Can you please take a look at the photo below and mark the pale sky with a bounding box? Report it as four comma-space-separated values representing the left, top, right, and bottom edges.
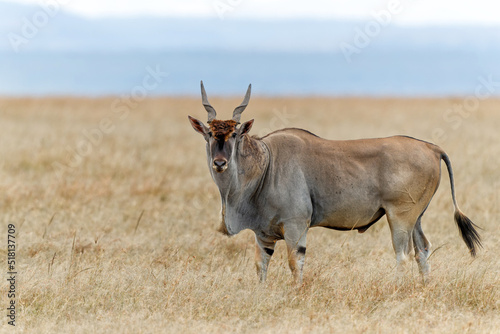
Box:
9, 0, 500, 25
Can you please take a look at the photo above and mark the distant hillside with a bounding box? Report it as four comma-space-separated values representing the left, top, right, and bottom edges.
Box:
1, 1, 500, 96
1, 1, 500, 54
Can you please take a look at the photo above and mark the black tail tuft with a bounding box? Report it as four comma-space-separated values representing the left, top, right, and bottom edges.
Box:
454, 211, 482, 257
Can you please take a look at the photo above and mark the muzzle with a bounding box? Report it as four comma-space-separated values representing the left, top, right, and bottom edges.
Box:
213, 158, 228, 173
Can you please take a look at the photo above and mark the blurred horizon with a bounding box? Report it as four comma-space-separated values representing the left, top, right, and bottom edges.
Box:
1, 0, 500, 97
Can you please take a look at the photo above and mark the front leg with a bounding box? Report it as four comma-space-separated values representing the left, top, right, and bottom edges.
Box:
254, 235, 276, 282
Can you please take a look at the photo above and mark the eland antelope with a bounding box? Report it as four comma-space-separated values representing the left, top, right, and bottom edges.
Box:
188, 81, 481, 283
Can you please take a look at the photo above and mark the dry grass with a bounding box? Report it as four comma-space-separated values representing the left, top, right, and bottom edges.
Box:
0, 96, 499, 333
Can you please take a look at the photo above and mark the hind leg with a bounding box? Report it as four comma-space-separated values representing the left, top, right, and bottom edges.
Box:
386, 210, 416, 272
413, 215, 432, 278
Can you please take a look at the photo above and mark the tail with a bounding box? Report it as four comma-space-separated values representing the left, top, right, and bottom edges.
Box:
441, 153, 482, 257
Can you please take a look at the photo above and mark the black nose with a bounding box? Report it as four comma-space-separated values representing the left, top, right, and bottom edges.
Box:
214, 159, 227, 167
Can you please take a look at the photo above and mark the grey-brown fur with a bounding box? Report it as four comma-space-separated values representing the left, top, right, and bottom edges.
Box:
189, 83, 481, 283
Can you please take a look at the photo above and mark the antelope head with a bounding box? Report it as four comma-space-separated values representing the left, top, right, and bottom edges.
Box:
189, 81, 254, 174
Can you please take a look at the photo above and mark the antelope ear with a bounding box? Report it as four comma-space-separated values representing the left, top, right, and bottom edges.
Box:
238, 119, 254, 136
188, 116, 209, 136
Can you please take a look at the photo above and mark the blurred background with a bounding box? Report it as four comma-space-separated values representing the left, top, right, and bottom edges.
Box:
1, 0, 500, 97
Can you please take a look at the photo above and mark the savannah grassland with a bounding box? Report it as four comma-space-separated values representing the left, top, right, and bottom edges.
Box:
0, 96, 499, 333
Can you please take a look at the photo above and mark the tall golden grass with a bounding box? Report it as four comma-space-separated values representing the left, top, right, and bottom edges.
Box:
0, 97, 498, 333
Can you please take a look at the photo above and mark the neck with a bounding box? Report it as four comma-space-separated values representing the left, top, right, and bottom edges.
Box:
213, 135, 269, 193
212, 135, 270, 234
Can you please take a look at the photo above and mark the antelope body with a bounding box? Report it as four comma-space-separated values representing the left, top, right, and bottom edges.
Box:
189, 82, 481, 283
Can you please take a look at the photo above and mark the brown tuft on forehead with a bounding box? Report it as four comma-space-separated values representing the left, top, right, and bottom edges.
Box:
209, 119, 238, 141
